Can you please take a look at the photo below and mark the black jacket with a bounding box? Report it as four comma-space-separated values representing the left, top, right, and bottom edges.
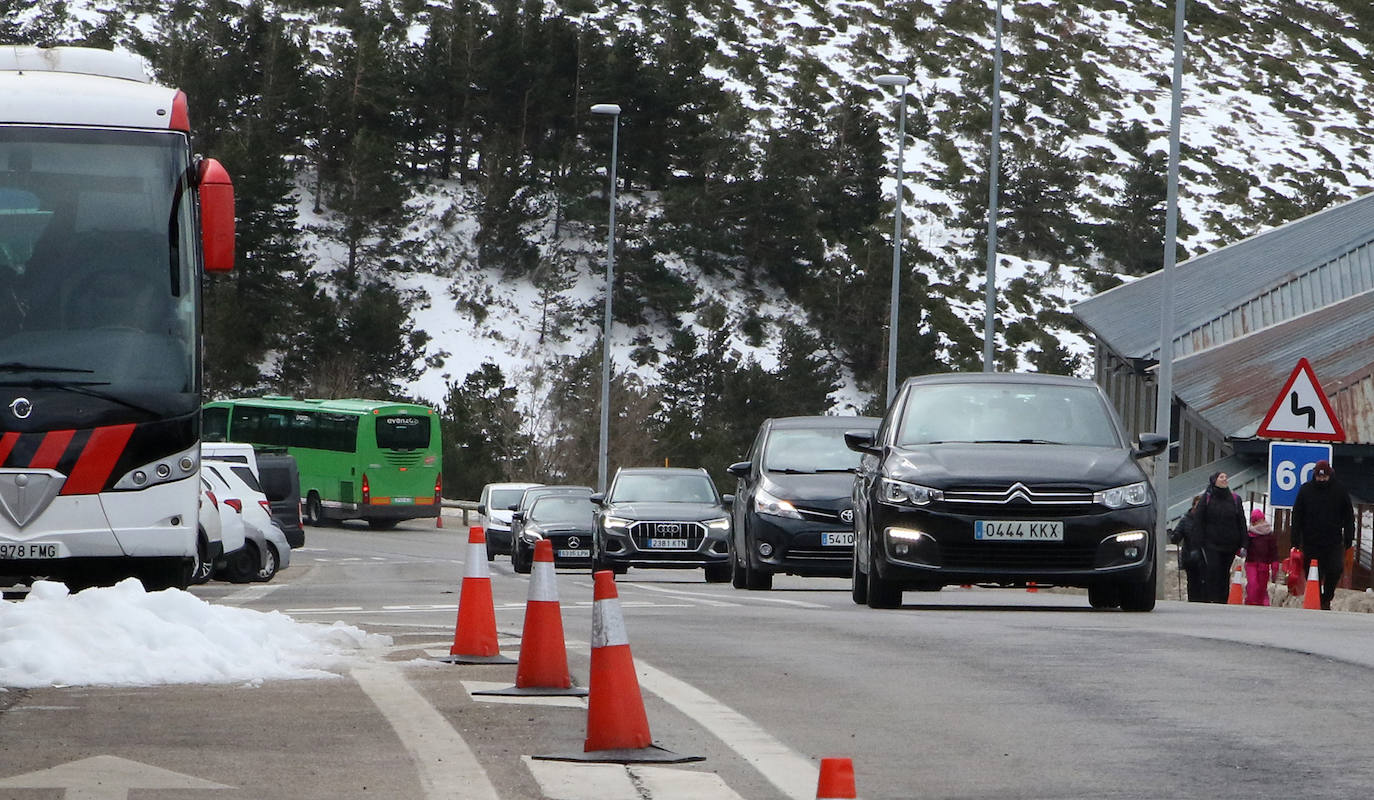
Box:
1195, 486, 1245, 554
1292, 479, 1356, 552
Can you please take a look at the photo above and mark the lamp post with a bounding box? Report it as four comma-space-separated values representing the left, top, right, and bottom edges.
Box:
982, 0, 1004, 372
590, 103, 621, 494
877, 74, 911, 407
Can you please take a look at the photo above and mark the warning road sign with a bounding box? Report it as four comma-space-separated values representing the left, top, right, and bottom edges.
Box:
1256, 358, 1345, 442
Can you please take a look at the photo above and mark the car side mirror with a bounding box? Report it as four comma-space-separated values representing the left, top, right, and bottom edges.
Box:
506, 504, 519, 512
590, 493, 606, 506
723, 494, 734, 507
727, 462, 751, 478
476, 503, 487, 515
1133, 433, 1169, 459
512, 511, 524, 522
844, 430, 881, 455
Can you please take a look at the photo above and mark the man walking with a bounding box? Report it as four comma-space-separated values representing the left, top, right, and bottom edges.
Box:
1291, 460, 1356, 610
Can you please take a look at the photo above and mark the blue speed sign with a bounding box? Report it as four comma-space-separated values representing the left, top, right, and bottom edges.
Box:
1268, 441, 1333, 508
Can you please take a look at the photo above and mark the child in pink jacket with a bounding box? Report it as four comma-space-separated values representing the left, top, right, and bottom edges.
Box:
1245, 508, 1280, 605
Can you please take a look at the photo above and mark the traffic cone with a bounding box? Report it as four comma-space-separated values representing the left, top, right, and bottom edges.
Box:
532, 570, 701, 764
1027, 581, 1038, 593
1303, 559, 1323, 610
816, 757, 857, 799
1227, 561, 1244, 605
437, 526, 515, 664
474, 540, 587, 697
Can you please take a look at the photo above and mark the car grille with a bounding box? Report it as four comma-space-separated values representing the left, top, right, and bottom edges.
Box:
938, 541, 1099, 570
939, 483, 1097, 516
629, 521, 706, 549
796, 505, 849, 524
786, 546, 851, 563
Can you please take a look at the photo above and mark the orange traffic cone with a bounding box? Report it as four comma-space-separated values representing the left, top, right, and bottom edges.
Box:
1227, 561, 1245, 605
533, 570, 701, 764
816, 757, 857, 799
437, 526, 515, 664
1303, 559, 1323, 610
474, 540, 587, 697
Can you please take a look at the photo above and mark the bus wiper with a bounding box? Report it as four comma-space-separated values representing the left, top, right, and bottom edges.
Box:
0, 362, 96, 374
0, 378, 160, 416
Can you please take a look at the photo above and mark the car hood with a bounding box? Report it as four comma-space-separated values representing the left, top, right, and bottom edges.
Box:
604, 502, 727, 521
531, 522, 596, 535
762, 472, 856, 502
883, 443, 1144, 489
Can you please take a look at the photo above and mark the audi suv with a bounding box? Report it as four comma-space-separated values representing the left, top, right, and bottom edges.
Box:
592, 467, 733, 582
847, 373, 1167, 611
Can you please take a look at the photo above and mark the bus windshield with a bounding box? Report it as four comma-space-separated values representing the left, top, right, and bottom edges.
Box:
0, 126, 198, 424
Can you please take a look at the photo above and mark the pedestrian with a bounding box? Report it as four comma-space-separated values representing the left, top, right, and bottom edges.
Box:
1291, 460, 1356, 610
1244, 508, 1279, 606
1169, 494, 1206, 602
1194, 471, 1247, 603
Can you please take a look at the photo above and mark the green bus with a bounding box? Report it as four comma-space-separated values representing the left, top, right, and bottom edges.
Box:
202, 397, 442, 529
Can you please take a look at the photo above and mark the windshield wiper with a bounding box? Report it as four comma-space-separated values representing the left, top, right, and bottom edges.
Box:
972, 439, 1064, 445
0, 362, 95, 374
813, 467, 857, 473
0, 378, 160, 416
769, 468, 813, 474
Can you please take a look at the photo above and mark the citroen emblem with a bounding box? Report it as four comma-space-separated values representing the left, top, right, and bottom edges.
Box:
9, 397, 32, 419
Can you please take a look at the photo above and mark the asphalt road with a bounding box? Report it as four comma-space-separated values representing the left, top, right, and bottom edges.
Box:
5, 520, 1374, 799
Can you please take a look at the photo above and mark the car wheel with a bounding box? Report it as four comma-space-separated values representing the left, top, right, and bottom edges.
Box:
225, 544, 259, 584
190, 530, 213, 585
1088, 583, 1121, 609
255, 544, 279, 582
305, 494, 326, 526
731, 544, 748, 589
865, 538, 902, 609
1117, 570, 1157, 612
851, 542, 869, 605
512, 542, 532, 574
704, 562, 731, 583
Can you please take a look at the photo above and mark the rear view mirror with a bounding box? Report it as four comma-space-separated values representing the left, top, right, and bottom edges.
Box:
197, 158, 235, 273
476, 503, 487, 515
590, 493, 606, 506
1133, 433, 1169, 459
726, 462, 751, 478
844, 430, 880, 455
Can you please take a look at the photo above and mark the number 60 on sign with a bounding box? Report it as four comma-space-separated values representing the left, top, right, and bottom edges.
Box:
1268, 441, 1332, 509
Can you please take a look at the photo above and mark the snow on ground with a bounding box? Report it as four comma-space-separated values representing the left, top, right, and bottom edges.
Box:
0, 580, 390, 690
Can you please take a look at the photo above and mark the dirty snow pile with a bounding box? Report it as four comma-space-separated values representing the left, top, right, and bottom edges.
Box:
0, 579, 391, 689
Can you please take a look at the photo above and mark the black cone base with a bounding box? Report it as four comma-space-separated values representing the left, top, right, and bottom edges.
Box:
532, 744, 704, 764
472, 684, 589, 697
434, 653, 517, 665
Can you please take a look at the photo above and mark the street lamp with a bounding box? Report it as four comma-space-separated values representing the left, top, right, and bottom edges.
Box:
590, 102, 621, 494
876, 74, 910, 407
983, 0, 1004, 372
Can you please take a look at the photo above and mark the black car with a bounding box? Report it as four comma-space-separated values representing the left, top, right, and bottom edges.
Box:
256, 450, 304, 548
847, 372, 1167, 611
509, 485, 593, 570
512, 494, 597, 572
592, 467, 733, 582
727, 415, 880, 589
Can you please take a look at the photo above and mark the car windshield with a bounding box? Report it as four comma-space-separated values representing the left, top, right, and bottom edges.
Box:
896, 383, 1122, 448
530, 496, 594, 525
763, 427, 867, 473
522, 488, 589, 510
489, 488, 529, 509
0, 127, 198, 425
610, 473, 718, 504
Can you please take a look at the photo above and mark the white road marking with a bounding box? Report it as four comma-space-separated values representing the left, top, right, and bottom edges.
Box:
219, 584, 283, 604
623, 583, 826, 609
351, 664, 500, 800
620, 583, 742, 607
522, 758, 746, 800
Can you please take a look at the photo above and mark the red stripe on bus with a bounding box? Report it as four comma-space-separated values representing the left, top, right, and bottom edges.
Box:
62, 424, 136, 495
30, 430, 75, 469
0, 432, 17, 464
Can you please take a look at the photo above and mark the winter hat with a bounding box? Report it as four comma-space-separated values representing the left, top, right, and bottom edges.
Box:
1314, 460, 1333, 477
1208, 471, 1221, 486
1250, 508, 1267, 524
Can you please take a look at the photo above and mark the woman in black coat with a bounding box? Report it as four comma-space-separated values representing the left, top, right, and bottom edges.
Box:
1192, 471, 1248, 603
1170, 494, 1205, 602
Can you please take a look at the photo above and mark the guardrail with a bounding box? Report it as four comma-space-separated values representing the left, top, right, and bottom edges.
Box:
441, 499, 480, 528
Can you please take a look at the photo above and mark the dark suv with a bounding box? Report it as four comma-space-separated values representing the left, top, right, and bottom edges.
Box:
847, 373, 1167, 611
592, 467, 733, 582
727, 415, 880, 589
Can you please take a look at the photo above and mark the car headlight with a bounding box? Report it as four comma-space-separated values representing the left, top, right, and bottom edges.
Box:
879, 477, 943, 507
520, 525, 545, 543
602, 515, 632, 533
1094, 482, 1150, 509
704, 517, 730, 533
754, 487, 802, 519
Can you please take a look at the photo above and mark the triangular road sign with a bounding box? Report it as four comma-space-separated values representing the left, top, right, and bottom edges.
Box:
1256, 358, 1345, 441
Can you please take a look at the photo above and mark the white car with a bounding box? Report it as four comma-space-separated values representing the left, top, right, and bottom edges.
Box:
478, 481, 541, 560
201, 475, 248, 582
194, 482, 224, 585
203, 462, 290, 582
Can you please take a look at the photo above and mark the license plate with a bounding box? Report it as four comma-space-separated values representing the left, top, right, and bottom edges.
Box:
557, 549, 590, 559
0, 542, 66, 559
646, 538, 690, 549
821, 532, 854, 546
392, 496, 413, 504
975, 520, 1064, 541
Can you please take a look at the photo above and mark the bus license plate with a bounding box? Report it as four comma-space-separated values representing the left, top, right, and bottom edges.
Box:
646, 539, 690, 549
821, 532, 854, 546
392, 496, 413, 504
557, 549, 590, 559
974, 520, 1064, 541
0, 542, 65, 559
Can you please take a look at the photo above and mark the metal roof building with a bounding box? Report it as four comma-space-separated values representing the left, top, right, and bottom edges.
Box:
1072, 192, 1374, 509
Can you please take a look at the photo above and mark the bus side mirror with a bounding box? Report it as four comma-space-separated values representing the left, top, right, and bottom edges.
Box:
198, 158, 235, 273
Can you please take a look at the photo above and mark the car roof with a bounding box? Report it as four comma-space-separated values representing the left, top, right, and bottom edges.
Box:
902, 372, 1098, 389
767, 415, 881, 430
614, 467, 708, 476
485, 482, 541, 490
